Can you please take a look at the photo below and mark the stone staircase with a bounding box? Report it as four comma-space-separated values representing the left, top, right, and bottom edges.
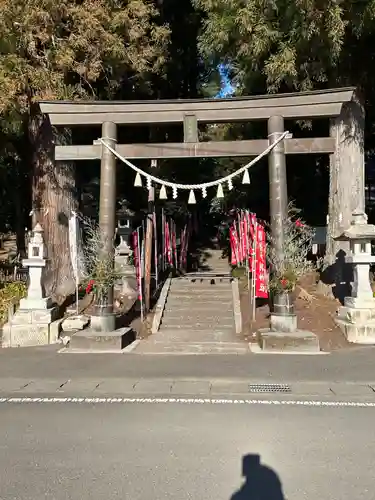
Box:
136, 249, 248, 354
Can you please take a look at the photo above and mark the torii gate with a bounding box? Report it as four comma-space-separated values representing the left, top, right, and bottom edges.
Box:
40, 87, 364, 318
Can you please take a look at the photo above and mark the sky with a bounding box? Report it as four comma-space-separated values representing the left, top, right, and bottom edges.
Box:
216, 64, 235, 98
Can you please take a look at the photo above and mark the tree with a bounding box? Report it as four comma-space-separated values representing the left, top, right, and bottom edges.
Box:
194, 0, 375, 93
0, 0, 169, 301
195, 1, 375, 275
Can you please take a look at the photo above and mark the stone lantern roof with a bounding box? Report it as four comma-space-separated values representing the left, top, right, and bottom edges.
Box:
336, 209, 375, 241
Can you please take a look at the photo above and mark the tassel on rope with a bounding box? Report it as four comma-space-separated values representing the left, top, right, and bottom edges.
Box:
159, 184, 167, 200
134, 172, 143, 187
216, 183, 224, 199
172, 186, 178, 199
242, 169, 250, 184
188, 189, 196, 204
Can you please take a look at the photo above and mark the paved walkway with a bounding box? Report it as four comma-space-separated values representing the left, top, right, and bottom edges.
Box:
0, 344, 375, 392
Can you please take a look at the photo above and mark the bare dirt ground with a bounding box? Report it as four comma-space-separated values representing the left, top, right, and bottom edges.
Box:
239, 273, 354, 352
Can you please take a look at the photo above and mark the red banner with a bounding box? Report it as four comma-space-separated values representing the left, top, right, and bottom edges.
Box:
248, 213, 257, 269
180, 224, 189, 270
230, 224, 239, 266
241, 212, 249, 266
164, 221, 172, 266
255, 223, 268, 299
171, 221, 177, 268
132, 230, 142, 301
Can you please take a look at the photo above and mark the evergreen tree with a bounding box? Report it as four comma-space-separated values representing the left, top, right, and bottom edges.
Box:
0, 0, 169, 300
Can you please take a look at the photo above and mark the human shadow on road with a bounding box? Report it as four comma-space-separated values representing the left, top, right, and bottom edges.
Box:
231, 453, 285, 500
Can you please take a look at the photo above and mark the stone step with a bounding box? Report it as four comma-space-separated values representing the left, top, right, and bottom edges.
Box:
171, 279, 232, 286
174, 276, 231, 280
155, 329, 238, 343
168, 292, 233, 300
136, 340, 248, 355
163, 315, 234, 324
163, 311, 234, 321
164, 301, 233, 310
160, 321, 234, 330
258, 329, 320, 353
170, 284, 232, 290
168, 296, 233, 303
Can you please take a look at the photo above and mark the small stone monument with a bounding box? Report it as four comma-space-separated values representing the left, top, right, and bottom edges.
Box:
2, 224, 60, 348
115, 206, 134, 270
115, 205, 137, 297
336, 209, 375, 343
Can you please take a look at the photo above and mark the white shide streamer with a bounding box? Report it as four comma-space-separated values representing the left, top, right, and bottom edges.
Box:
98, 132, 289, 191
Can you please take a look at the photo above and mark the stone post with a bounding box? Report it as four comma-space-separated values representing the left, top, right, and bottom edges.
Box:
326, 92, 365, 264
268, 115, 289, 315
95, 121, 117, 329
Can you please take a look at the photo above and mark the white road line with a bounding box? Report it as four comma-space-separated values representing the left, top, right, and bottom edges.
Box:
0, 397, 375, 407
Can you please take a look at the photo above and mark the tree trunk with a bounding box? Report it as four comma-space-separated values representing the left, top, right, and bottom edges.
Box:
320, 92, 365, 300
29, 105, 78, 303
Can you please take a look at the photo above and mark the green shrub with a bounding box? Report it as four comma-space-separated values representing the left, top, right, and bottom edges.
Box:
0, 281, 27, 325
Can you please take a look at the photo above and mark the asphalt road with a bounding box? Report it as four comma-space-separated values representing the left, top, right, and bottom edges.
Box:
0, 400, 374, 499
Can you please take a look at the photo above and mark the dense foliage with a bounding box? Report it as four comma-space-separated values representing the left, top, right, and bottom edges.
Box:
0, 0, 375, 297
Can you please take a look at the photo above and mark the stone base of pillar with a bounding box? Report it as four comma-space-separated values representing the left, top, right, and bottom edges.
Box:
66, 327, 136, 353
253, 328, 320, 354
1, 306, 60, 348
270, 313, 297, 333
336, 299, 375, 344
255, 311, 320, 353
90, 314, 116, 333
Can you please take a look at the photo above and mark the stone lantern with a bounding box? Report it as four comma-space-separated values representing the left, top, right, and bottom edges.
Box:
336, 209, 375, 343
1, 224, 59, 348
21, 223, 51, 310
115, 205, 137, 297
116, 205, 135, 258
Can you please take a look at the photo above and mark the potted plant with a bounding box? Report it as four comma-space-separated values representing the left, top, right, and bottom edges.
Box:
80, 218, 122, 317
267, 205, 317, 314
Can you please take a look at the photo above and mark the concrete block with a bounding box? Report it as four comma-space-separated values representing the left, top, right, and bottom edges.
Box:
69, 327, 135, 352
270, 313, 297, 333
2, 324, 50, 348
259, 329, 320, 353
9, 310, 32, 325
62, 315, 90, 332
336, 319, 375, 344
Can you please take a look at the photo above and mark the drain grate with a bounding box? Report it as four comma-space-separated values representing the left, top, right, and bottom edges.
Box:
248, 384, 291, 393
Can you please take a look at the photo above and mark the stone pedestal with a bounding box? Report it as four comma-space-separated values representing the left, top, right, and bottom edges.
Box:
2, 306, 60, 348
334, 210, 375, 344
256, 295, 320, 354
1, 224, 61, 348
